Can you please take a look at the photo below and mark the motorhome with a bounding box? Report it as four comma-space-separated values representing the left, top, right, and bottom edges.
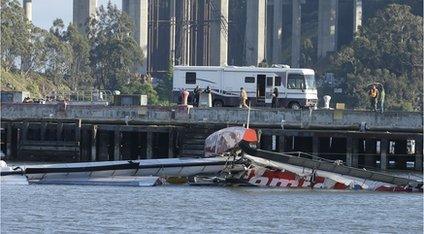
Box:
172, 65, 318, 109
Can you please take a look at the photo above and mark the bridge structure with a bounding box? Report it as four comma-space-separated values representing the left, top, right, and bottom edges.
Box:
1, 103, 422, 172
22, 0, 362, 77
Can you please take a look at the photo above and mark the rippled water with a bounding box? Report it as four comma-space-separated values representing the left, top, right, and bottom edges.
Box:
1, 185, 423, 233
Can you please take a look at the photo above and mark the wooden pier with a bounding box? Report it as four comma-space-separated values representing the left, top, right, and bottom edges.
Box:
1, 103, 422, 171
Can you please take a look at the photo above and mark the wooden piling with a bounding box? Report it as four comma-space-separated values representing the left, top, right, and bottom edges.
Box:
91, 125, 97, 161
75, 119, 82, 160
57, 122, 63, 141
346, 137, 358, 167
97, 131, 109, 161
6, 123, 12, 159
146, 132, 153, 159
168, 129, 174, 158
22, 121, 29, 143
40, 121, 47, 141
278, 135, 285, 152
114, 127, 121, 161
363, 140, 376, 168
415, 136, 423, 171
380, 139, 388, 170
137, 132, 143, 160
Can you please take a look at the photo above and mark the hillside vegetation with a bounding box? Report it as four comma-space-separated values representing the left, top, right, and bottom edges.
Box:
1, 0, 159, 103
1, 69, 70, 99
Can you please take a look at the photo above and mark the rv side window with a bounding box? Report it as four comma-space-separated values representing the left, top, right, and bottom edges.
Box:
185, 72, 196, 84
275, 76, 282, 86
245, 77, 255, 83
287, 74, 305, 89
266, 77, 273, 86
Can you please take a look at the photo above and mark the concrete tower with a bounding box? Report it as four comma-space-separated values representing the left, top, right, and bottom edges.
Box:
169, 0, 177, 65
272, 0, 283, 64
317, 0, 338, 58
181, 0, 192, 66
291, 0, 302, 68
73, 0, 97, 34
245, 0, 266, 66
353, 0, 362, 35
23, 0, 32, 22
209, 0, 229, 66
122, 0, 148, 74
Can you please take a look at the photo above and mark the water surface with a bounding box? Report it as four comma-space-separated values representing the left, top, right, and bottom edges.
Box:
1, 185, 422, 233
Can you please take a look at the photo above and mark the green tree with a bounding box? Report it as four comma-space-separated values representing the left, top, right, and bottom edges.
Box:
50, 19, 66, 39
24, 27, 49, 75
44, 19, 73, 83
156, 59, 173, 102
0, 0, 32, 72
88, 3, 143, 91
330, 4, 423, 111
120, 75, 159, 105
64, 24, 92, 90
300, 37, 316, 68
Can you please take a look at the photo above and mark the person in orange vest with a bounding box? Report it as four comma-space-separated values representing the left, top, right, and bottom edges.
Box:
369, 84, 379, 111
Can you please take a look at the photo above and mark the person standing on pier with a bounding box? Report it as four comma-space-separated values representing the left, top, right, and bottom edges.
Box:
271, 87, 279, 108
193, 85, 200, 107
240, 87, 248, 108
368, 84, 379, 111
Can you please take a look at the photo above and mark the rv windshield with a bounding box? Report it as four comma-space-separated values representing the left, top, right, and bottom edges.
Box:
305, 75, 316, 89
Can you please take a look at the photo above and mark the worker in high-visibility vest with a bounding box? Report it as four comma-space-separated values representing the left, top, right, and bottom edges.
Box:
369, 84, 379, 111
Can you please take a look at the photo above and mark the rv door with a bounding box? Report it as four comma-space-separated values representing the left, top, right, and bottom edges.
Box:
256, 74, 266, 103
265, 76, 274, 104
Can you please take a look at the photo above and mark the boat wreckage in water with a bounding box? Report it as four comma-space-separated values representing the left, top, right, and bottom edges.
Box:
1, 127, 422, 191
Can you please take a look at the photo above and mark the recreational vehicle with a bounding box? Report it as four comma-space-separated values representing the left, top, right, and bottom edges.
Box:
172, 65, 318, 109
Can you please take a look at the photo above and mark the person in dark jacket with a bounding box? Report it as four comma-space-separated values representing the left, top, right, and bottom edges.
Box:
271, 87, 279, 108
193, 85, 200, 107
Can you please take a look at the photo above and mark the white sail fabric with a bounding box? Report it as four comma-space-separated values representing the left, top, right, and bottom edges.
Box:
204, 127, 248, 157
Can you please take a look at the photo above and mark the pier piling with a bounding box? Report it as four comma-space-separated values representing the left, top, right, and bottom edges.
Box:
415, 137, 423, 171
114, 127, 121, 161
146, 132, 153, 159
380, 139, 388, 170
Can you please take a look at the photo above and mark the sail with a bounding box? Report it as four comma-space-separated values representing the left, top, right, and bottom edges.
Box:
204, 127, 257, 157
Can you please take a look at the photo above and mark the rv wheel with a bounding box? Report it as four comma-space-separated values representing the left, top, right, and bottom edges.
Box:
213, 100, 223, 107
289, 102, 301, 110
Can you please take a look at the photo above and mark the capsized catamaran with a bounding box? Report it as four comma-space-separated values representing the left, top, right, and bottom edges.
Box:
1, 127, 422, 191
202, 126, 423, 192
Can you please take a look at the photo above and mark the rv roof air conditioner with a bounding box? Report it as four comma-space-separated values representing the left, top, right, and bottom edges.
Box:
272, 64, 291, 68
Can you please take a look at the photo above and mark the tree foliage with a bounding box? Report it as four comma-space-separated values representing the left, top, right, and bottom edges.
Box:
64, 24, 92, 90
120, 76, 159, 105
1, 0, 32, 71
330, 4, 423, 111
1, 0, 157, 102
156, 59, 174, 102
88, 3, 143, 91
44, 19, 73, 83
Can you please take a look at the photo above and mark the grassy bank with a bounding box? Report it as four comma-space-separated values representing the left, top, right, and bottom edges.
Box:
1, 69, 70, 99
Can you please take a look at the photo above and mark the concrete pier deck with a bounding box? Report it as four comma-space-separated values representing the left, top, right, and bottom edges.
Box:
1, 103, 422, 131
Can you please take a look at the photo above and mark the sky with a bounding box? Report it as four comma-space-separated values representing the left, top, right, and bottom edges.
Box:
28, 0, 121, 29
